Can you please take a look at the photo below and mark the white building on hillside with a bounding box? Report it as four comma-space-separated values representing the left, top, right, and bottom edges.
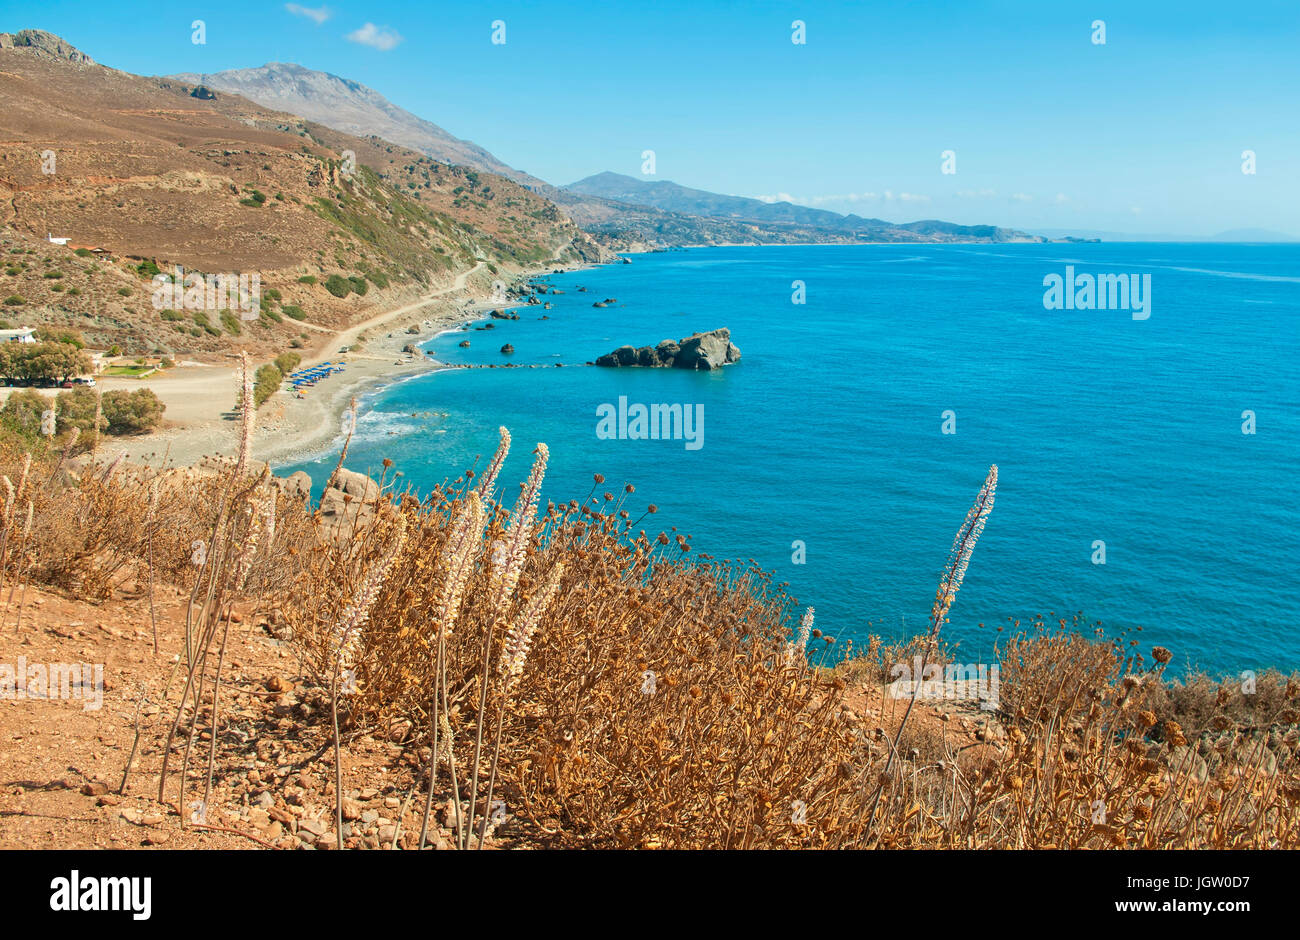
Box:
0, 328, 36, 344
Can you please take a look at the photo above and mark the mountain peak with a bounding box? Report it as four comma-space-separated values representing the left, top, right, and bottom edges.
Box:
0, 29, 94, 64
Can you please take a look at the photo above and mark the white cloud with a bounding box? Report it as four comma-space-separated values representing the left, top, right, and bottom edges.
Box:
1130, 206, 1143, 215
285, 3, 331, 25
1054, 193, 1069, 204
955, 188, 997, 198
756, 191, 879, 206
346, 22, 403, 50
896, 192, 930, 203
1010, 192, 1032, 202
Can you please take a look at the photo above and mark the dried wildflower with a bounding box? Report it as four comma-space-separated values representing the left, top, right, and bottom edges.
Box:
333, 514, 408, 672
499, 563, 565, 698
435, 491, 486, 636
477, 426, 511, 501
235, 351, 254, 475
931, 465, 998, 629
1137, 710, 1157, 729
490, 444, 548, 612
1152, 646, 1172, 665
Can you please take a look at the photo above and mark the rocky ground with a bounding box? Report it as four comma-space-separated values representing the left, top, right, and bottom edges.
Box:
0, 581, 484, 850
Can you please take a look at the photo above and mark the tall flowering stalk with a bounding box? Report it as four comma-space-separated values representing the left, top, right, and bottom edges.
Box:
467, 442, 548, 848
499, 562, 565, 699
478, 561, 566, 846
419, 488, 487, 849
489, 443, 548, 615
235, 351, 254, 476
331, 512, 408, 849
867, 465, 998, 837
786, 606, 815, 664
477, 426, 511, 502
930, 465, 998, 632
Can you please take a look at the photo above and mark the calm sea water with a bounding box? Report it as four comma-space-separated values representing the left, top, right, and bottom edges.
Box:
278, 244, 1300, 675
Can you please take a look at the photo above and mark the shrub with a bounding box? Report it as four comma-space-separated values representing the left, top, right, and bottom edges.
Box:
264, 288, 282, 303
101, 388, 165, 434
220, 310, 243, 335
3, 296, 24, 306
297, 275, 317, 285
274, 351, 302, 375
367, 270, 390, 289
116, 287, 132, 297
0, 387, 51, 437
55, 386, 106, 439
282, 305, 307, 321
136, 259, 161, 278
348, 276, 369, 296
160, 309, 184, 321
324, 274, 351, 298
36, 328, 85, 349
43, 270, 64, 279
253, 363, 283, 407
74, 248, 92, 257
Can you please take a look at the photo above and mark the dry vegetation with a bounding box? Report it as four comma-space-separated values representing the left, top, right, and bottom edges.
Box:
3, 365, 1298, 850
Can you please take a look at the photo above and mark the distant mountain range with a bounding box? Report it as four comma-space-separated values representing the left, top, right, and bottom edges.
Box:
162, 63, 1044, 248
564, 171, 1043, 244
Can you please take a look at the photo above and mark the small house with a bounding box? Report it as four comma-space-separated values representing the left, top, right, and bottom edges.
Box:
0, 328, 36, 344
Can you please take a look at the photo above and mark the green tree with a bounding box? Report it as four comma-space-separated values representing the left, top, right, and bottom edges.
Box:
0, 388, 53, 438
55, 386, 107, 437
101, 388, 165, 434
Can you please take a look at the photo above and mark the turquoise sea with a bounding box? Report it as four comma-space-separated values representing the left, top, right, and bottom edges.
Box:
278, 244, 1300, 676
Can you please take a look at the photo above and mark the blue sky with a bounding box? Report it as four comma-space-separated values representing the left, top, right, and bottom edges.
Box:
4, 0, 1298, 236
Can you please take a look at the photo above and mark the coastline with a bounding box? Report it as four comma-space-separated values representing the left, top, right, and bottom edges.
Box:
94, 256, 612, 472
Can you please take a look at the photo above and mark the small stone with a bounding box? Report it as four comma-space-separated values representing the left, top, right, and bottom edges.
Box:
144, 830, 169, 845
81, 781, 109, 797
341, 798, 361, 821
256, 791, 275, 808
266, 821, 283, 840
383, 796, 400, 809
96, 794, 121, 807
141, 813, 165, 826
360, 810, 379, 825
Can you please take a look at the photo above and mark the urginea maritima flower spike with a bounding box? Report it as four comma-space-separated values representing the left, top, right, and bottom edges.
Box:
931, 464, 998, 630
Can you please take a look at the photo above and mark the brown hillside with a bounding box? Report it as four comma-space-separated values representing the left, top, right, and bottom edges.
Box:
0, 40, 605, 360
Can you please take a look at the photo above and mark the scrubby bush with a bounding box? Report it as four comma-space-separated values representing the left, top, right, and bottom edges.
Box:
253, 363, 283, 407
324, 274, 351, 298
274, 351, 302, 375
101, 388, 165, 434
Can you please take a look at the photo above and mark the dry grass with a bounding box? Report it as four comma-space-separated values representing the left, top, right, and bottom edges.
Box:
3, 391, 1298, 849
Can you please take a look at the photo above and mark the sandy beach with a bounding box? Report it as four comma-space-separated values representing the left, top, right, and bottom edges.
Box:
82, 261, 508, 469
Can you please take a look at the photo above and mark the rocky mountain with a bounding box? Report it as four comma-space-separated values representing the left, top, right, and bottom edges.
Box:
566, 172, 1043, 243
166, 63, 546, 190
0, 29, 94, 63
164, 64, 1037, 249
0, 34, 604, 359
